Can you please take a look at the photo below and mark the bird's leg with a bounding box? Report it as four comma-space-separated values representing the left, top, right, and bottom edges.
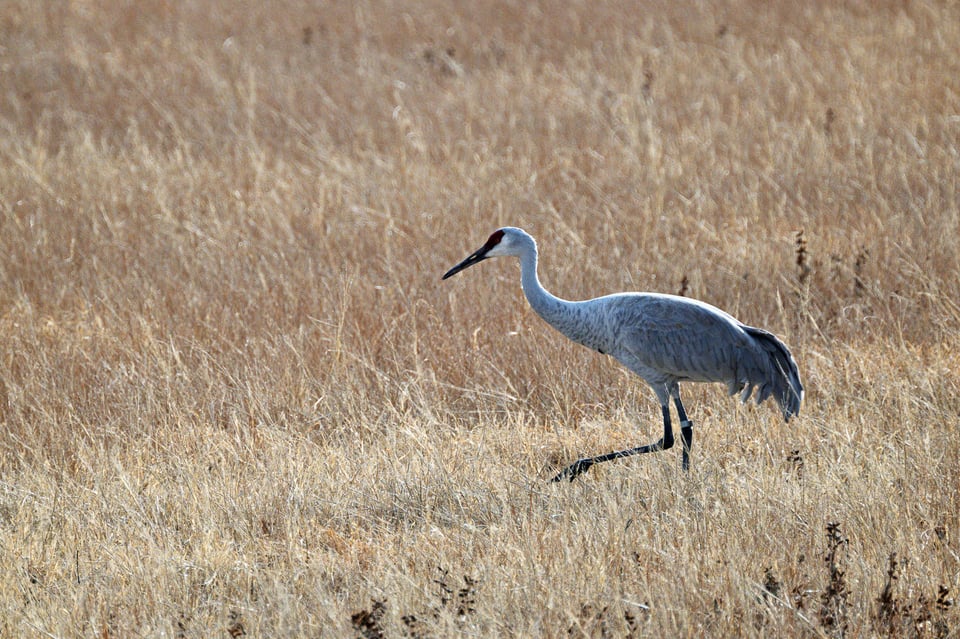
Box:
674, 396, 693, 472
551, 405, 675, 482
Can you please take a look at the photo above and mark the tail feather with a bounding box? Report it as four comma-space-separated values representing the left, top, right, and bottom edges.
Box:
742, 326, 803, 421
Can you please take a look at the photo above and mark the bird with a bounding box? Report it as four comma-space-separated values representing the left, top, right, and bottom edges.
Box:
442, 227, 803, 482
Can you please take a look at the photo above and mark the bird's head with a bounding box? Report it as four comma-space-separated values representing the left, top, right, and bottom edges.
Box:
442, 227, 534, 279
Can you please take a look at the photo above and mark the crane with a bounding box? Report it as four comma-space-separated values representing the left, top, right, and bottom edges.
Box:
442, 227, 803, 482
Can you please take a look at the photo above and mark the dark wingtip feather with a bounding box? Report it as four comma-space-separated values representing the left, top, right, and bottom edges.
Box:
742, 326, 803, 422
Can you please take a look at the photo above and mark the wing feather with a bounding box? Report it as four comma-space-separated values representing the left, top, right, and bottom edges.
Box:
597, 293, 800, 420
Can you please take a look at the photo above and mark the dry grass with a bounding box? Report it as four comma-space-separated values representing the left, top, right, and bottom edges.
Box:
2, 1, 960, 636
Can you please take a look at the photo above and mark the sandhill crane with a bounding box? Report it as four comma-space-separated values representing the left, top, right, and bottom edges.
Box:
442, 227, 803, 482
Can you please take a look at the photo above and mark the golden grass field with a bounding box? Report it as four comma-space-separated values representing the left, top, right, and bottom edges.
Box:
2, 1, 959, 636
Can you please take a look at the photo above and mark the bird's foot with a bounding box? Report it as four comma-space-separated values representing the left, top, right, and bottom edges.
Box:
551, 457, 596, 483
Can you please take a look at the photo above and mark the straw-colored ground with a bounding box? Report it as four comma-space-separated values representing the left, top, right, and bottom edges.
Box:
2, 1, 959, 636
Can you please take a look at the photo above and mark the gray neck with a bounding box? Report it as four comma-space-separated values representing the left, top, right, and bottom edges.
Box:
518, 246, 598, 349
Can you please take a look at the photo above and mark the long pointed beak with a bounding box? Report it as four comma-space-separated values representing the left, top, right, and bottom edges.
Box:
442, 245, 490, 279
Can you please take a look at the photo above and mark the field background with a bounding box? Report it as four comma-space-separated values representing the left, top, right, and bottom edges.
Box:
2, 1, 960, 636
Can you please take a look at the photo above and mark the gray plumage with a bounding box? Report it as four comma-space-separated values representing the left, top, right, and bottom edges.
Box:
443, 227, 803, 481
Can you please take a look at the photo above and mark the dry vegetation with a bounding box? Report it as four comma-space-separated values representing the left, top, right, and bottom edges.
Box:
2, 0, 959, 636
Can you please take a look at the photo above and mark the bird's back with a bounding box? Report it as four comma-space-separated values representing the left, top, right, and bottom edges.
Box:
598, 293, 749, 379
580, 293, 802, 421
